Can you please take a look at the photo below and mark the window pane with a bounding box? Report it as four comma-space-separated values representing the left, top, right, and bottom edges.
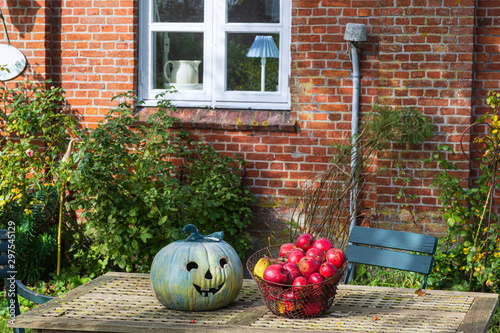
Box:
226, 33, 279, 92
154, 0, 204, 23
153, 32, 204, 90
227, 0, 279, 23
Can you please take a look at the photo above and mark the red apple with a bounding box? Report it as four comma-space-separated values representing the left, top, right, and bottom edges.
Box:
263, 264, 289, 285
308, 272, 325, 289
298, 256, 321, 278
279, 243, 297, 257
283, 290, 301, 312
325, 248, 346, 269
306, 247, 324, 262
319, 261, 338, 279
287, 248, 305, 264
283, 263, 302, 284
266, 285, 285, 302
292, 276, 309, 291
296, 233, 315, 251
302, 300, 323, 316
313, 237, 334, 252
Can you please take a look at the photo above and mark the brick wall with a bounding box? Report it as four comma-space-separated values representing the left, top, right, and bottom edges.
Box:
474, 0, 500, 111
1, 0, 51, 80
1, 0, 497, 246
372, 0, 476, 234
473, 0, 500, 167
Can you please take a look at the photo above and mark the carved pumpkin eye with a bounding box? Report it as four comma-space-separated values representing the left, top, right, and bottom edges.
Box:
220, 257, 228, 268
187, 262, 198, 271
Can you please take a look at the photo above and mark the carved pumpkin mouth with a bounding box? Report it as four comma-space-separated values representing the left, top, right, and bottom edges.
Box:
193, 282, 225, 297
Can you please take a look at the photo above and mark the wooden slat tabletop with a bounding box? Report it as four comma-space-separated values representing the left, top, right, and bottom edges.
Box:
9, 272, 499, 333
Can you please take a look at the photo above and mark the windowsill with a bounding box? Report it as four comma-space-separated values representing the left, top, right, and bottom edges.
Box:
136, 107, 298, 132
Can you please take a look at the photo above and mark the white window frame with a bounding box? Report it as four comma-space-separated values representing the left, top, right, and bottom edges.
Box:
138, 0, 291, 110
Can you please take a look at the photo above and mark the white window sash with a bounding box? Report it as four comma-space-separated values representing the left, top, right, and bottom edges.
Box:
139, 0, 290, 110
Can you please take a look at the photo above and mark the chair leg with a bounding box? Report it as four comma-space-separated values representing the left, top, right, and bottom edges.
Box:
422, 275, 428, 290
344, 263, 355, 284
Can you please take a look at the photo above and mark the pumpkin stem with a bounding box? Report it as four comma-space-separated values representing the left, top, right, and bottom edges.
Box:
183, 224, 203, 240
183, 224, 223, 242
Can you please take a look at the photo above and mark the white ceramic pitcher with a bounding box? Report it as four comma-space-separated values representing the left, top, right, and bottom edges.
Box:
164, 60, 201, 84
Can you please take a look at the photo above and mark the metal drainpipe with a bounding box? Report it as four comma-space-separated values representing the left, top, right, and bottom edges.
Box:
349, 43, 361, 234
343, 23, 367, 234
344, 23, 366, 283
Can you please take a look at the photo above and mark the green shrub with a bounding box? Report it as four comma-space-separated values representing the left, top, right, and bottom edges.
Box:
6, 185, 59, 284
425, 91, 500, 332
0, 81, 78, 283
349, 264, 423, 289
69, 92, 255, 274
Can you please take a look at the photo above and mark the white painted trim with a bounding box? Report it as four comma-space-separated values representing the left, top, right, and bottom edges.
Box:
139, 0, 291, 110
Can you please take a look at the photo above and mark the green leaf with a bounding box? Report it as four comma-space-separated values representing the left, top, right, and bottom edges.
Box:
158, 216, 168, 225
140, 233, 153, 243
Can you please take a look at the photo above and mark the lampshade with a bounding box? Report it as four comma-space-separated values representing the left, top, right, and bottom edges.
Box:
246, 35, 279, 58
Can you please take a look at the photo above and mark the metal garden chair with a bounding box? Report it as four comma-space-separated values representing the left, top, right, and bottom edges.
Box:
344, 226, 438, 289
1, 229, 54, 333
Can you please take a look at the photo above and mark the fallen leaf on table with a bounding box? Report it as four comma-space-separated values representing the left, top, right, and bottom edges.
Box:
415, 288, 427, 296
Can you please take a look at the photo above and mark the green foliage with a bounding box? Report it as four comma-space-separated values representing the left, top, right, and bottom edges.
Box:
365, 104, 435, 148
329, 104, 434, 168
0, 80, 77, 214
69, 91, 256, 274
0, 81, 77, 166
0, 81, 78, 283
34, 270, 93, 296
427, 90, 500, 296
427, 92, 500, 333
178, 143, 255, 252
349, 264, 423, 289
8, 185, 59, 284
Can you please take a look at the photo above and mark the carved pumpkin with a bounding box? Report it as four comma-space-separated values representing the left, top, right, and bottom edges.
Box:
150, 224, 243, 311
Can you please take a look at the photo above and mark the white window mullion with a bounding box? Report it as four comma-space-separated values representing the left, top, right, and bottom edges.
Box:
212, 0, 225, 106
151, 24, 207, 32
138, 1, 152, 101
204, 0, 214, 106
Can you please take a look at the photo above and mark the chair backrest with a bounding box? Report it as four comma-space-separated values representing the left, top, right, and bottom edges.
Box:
1, 229, 54, 333
0, 229, 13, 279
344, 226, 438, 289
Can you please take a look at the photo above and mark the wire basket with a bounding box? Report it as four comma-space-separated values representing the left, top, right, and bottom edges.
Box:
246, 244, 347, 319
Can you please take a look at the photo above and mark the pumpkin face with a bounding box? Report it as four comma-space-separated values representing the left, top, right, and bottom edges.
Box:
150, 225, 243, 311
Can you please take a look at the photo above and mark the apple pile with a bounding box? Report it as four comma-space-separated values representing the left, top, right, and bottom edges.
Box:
253, 233, 347, 317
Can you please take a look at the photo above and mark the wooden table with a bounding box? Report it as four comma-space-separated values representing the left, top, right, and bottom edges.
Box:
9, 272, 499, 333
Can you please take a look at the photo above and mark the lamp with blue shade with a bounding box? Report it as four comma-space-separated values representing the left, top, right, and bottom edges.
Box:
246, 35, 279, 92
